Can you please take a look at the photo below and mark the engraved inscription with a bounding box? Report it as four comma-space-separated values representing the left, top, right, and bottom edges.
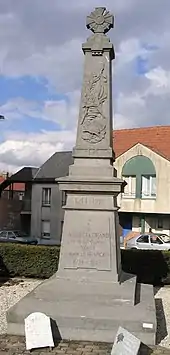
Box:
80, 59, 107, 144
73, 196, 102, 206
63, 232, 111, 270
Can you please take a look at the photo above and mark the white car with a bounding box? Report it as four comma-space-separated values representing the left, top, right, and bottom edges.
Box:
126, 233, 170, 251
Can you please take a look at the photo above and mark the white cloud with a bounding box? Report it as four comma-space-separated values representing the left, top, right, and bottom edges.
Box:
116, 38, 148, 67
0, 98, 39, 120
114, 92, 146, 129
1, 39, 83, 93
0, 129, 76, 173
145, 67, 170, 95
41, 90, 80, 128
0, 90, 80, 130
0, 0, 170, 172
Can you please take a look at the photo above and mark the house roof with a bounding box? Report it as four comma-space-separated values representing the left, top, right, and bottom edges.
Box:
113, 125, 170, 160
34, 151, 73, 181
0, 167, 38, 193
7, 167, 38, 182
0, 176, 25, 191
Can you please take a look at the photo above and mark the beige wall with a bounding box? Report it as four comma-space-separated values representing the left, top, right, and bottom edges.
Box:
115, 143, 170, 214
131, 215, 170, 234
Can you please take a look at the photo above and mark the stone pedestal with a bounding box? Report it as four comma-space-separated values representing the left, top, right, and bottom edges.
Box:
6, 7, 156, 345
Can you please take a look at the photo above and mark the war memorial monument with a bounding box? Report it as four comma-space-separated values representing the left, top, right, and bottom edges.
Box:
6, 7, 156, 345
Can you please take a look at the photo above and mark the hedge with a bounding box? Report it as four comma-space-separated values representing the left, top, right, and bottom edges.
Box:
122, 249, 170, 285
0, 243, 59, 279
1, 244, 170, 285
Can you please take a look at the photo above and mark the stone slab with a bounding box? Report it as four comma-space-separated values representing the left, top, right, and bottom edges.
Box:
25, 312, 54, 350
111, 326, 141, 354
7, 278, 156, 345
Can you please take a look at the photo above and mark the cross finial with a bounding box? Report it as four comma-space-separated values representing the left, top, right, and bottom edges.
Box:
86, 7, 114, 34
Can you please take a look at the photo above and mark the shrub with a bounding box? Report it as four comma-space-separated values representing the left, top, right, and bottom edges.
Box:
0, 243, 59, 279
1, 244, 170, 285
121, 249, 170, 285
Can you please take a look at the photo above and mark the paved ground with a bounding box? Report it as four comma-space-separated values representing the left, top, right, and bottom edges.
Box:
0, 335, 170, 355
1, 280, 170, 353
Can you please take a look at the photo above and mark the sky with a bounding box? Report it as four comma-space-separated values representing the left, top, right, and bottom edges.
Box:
0, 0, 170, 173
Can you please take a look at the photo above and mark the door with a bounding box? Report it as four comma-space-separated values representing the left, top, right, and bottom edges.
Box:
149, 235, 165, 250
136, 234, 151, 250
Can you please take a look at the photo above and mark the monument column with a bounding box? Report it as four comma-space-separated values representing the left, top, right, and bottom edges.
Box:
6, 8, 156, 345
57, 7, 125, 283
72, 7, 115, 164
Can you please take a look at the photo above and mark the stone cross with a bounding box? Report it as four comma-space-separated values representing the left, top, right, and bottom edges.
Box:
72, 7, 115, 163
86, 7, 114, 34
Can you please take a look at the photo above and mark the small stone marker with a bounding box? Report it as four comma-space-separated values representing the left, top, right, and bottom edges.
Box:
111, 327, 141, 355
25, 312, 54, 351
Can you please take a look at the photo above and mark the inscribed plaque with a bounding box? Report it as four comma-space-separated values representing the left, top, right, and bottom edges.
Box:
111, 327, 141, 355
25, 312, 54, 350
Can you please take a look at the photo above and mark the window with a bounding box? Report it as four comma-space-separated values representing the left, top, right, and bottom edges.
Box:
138, 218, 142, 228
7, 232, 16, 239
150, 236, 163, 244
123, 176, 136, 198
157, 217, 163, 229
41, 220, 50, 239
142, 175, 156, 198
42, 188, 51, 206
137, 235, 149, 243
19, 193, 24, 201
0, 231, 7, 239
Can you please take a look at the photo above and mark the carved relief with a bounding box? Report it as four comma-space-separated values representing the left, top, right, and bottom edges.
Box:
81, 59, 108, 144
86, 7, 113, 34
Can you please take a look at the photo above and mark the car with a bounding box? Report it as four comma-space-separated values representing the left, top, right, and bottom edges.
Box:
0, 230, 38, 245
126, 233, 170, 251
156, 233, 170, 242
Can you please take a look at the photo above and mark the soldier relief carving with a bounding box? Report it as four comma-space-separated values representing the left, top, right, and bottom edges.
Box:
81, 59, 108, 144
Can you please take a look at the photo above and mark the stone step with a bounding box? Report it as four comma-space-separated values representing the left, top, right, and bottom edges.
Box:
6, 281, 156, 345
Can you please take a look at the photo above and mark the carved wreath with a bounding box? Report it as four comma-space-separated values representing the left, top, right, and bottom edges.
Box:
81, 60, 108, 144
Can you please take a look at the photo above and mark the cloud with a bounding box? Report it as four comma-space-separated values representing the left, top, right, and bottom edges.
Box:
145, 67, 170, 95
0, 0, 170, 172
0, 129, 76, 172
0, 97, 39, 120
114, 92, 146, 129
0, 90, 80, 129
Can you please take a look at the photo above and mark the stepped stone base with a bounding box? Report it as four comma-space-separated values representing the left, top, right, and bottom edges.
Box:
6, 273, 156, 345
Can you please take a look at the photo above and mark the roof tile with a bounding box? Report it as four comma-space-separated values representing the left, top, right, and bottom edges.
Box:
113, 125, 170, 160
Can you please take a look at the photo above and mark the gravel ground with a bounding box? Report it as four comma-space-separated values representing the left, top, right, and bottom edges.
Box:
0, 279, 170, 350
0, 278, 42, 334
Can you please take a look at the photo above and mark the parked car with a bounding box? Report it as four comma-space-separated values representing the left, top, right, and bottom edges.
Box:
126, 233, 170, 251
156, 233, 170, 242
0, 230, 38, 245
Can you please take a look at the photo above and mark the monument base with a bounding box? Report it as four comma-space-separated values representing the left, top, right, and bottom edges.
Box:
6, 273, 156, 345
